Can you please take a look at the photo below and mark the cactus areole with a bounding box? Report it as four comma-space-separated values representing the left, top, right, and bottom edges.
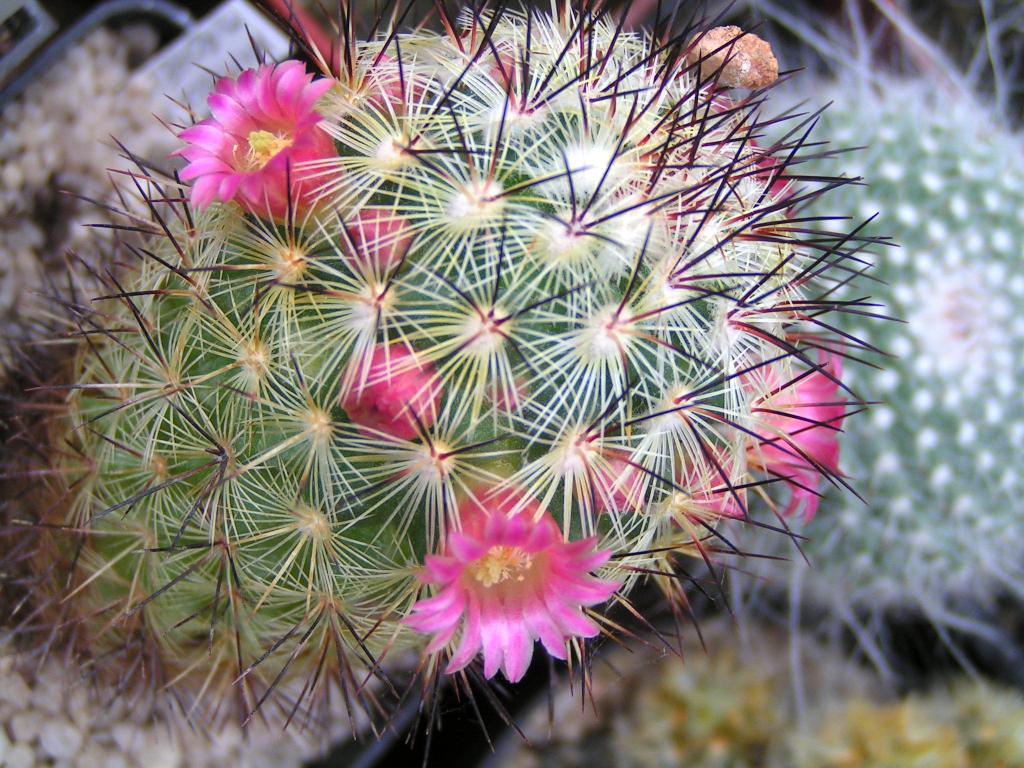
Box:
33, 6, 872, 730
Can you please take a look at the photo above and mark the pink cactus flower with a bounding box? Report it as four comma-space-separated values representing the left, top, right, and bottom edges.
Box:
344, 209, 413, 272
176, 61, 337, 219
404, 488, 619, 682
341, 345, 440, 441
748, 354, 846, 521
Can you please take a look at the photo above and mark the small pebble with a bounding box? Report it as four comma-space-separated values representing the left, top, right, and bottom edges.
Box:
38, 718, 83, 760
9, 710, 42, 744
686, 26, 779, 89
0, 672, 30, 709
0, 27, 171, 368
5, 742, 35, 768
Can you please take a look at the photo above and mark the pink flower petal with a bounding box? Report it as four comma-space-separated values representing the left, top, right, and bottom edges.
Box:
404, 486, 620, 682
747, 352, 846, 521
175, 61, 339, 220
502, 621, 535, 683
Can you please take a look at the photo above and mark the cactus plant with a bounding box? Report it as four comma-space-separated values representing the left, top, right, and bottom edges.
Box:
800, 78, 1024, 610
738, 2, 1024, 670
504, 623, 1024, 768
790, 681, 1024, 768
512, 646, 789, 768
498, 621, 871, 768
8, 3, 875, 732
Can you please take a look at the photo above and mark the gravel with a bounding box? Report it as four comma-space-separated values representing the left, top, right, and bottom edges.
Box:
0, 26, 173, 374
0, 646, 352, 767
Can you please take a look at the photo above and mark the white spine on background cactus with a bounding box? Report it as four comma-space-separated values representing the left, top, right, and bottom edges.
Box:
4, 2, 876, 737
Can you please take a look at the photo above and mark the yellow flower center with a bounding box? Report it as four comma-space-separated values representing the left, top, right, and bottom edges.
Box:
245, 130, 293, 170
470, 545, 533, 587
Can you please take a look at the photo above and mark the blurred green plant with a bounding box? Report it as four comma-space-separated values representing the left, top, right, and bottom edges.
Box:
501, 626, 1024, 768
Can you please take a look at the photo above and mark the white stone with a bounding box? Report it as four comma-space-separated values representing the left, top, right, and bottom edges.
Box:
67, 687, 91, 728
5, 742, 35, 768
132, 733, 183, 768
9, 710, 43, 744
30, 673, 64, 715
76, 743, 114, 768
0, 672, 30, 710
112, 722, 142, 753
39, 719, 83, 760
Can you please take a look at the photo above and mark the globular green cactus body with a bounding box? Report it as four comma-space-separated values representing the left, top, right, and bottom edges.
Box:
23, 7, 868, 726
794, 81, 1024, 619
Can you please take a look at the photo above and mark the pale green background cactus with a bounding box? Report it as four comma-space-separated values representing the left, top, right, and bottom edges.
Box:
773, 79, 1024, 643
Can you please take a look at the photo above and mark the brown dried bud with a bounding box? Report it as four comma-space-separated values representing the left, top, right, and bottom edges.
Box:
686, 26, 779, 90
